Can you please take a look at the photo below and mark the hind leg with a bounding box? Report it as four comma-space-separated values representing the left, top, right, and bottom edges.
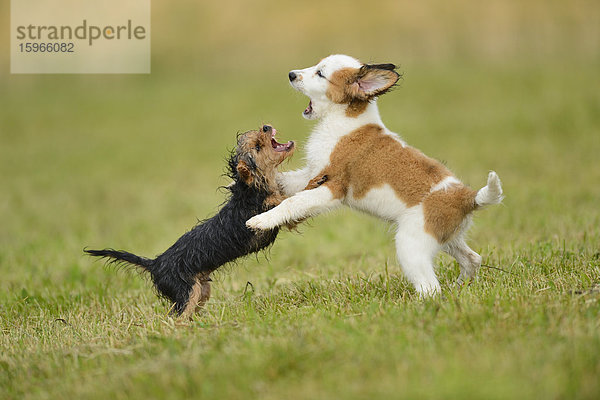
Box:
444, 237, 482, 283
179, 274, 212, 318
197, 277, 211, 309
395, 217, 443, 296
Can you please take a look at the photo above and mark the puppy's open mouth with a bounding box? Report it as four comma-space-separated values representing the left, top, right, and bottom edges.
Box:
303, 100, 313, 117
270, 128, 294, 152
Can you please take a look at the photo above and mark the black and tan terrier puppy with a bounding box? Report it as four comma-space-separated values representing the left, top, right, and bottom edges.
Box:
86, 125, 319, 317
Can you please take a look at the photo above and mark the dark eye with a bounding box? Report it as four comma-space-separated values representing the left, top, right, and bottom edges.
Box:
316, 70, 324, 78
255, 143, 261, 152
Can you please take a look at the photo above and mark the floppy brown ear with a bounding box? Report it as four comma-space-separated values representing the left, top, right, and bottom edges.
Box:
236, 160, 254, 185
349, 64, 400, 100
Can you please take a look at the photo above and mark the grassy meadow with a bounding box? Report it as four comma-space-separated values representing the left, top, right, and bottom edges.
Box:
1, 1, 599, 399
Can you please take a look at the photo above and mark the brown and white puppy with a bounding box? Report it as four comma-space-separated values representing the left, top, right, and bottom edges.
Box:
247, 55, 503, 296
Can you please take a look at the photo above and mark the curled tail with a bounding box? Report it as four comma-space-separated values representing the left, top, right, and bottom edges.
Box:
84, 248, 155, 271
475, 171, 504, 207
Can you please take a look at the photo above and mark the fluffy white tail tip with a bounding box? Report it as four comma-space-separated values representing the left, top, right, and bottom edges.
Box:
475, 171, 504, 206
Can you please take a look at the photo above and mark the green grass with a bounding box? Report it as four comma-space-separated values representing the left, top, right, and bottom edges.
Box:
1, 61, 600, 399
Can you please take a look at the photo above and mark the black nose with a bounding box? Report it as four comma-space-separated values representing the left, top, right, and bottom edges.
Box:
262, 125, 271, 133
288, 71, 297, 82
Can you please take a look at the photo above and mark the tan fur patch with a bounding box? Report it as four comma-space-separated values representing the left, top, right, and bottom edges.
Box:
305, 174, 329, 190
326, 67, 360, 103
180, 279, 203, 318
423, 186, 477, 243
239, 127, 305, 232
316, 124, 451, 204
326, 67, 369, 118
265, 192, 286, 208
345, 100, 369, 117
326, 66, 399, 117
236, 128, 295, 191
313, 124, 476, 243
198, 279, 211, 306
180, 275, 212, 319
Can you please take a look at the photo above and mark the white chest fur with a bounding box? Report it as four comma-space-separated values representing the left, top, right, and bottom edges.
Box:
303, 102, 386, 175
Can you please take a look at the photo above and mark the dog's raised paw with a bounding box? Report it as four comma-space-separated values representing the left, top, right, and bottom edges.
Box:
246, 215, 273, 231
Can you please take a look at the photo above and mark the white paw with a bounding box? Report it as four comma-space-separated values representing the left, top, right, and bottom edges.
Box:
246, 213, 277, 231
416, 282, 442, 298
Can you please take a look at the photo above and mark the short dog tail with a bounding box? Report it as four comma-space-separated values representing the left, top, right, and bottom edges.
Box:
475, 171, 504, 207
84, 248, 155, 271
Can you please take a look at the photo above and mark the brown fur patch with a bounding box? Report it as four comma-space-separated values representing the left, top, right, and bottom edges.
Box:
236, 127, 295, 191
316, 124, 451, 205
345, 100, 369, 117
198, 278, 211, 307
326, 67, 369, 118
326, 67, 360, 103
305, 174, 329, 189
234, 127, 296, 229
326, 66, 399, 118
423, 185, 477, 243
313, 124, 476, 243
265, 192, 286, 208
180, 279, 203, 318
240, 127, 301, 231
180, 275, 212, 319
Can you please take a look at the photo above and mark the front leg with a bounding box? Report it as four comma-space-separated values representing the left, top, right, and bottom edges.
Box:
277, 168, 312, 196
247, 185, 341, 231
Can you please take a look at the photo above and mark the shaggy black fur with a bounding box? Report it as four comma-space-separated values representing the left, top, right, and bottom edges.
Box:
85, 149, 281, 315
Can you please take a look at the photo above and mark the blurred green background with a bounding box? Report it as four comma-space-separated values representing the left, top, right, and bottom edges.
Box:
1, 0, 598, 279
1, 1, 599, 399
